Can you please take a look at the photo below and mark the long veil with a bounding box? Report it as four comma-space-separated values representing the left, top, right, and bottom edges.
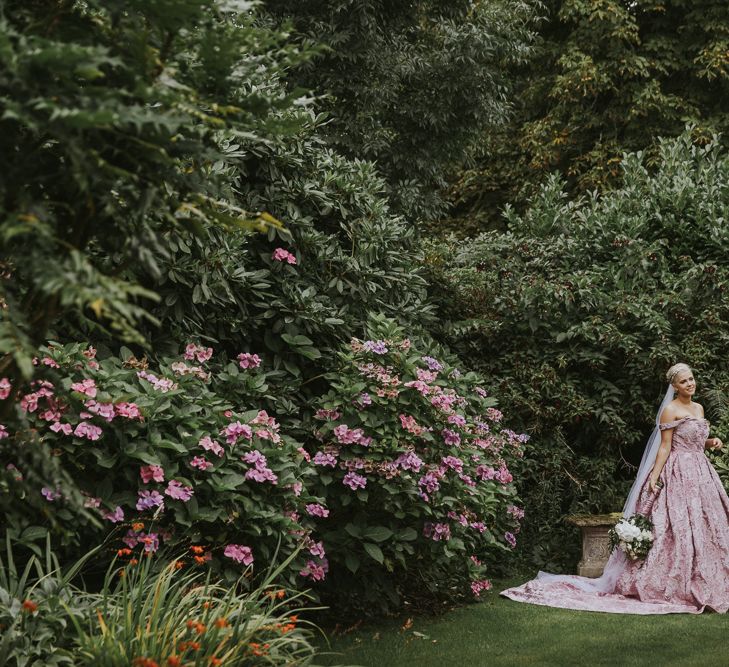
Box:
530, 384, 675, 594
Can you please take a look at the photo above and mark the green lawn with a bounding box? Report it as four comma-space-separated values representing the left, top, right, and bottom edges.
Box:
316, 578, 729, 667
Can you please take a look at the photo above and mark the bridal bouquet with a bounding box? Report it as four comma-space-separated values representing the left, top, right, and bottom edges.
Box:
608, 514, 654, 561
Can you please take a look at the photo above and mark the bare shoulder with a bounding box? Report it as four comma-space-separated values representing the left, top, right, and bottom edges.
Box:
694, 402, 705, 417
660, 403, 679, 423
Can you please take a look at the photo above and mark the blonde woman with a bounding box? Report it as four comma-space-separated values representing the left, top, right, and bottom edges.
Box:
502, 363, 729, 614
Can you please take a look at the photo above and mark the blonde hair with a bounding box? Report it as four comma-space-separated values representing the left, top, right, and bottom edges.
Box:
666, 363, 692, 385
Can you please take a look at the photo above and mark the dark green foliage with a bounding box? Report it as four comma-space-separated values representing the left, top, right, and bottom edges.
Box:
263, 0, 539, 221
426, 132, 729, 569
0, 0, 309, 381
143, 110, 436, 415
451, 0, 729, 231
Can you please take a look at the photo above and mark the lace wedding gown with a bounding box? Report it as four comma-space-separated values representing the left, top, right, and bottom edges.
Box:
501, 416, 729, 614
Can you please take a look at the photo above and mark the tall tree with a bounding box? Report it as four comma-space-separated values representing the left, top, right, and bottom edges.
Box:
450, 0, 729, 232
263, 0, 538, 222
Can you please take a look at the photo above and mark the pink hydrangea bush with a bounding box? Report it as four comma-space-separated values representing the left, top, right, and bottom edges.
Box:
0, 342, 324, 585
305, 318, 527, 613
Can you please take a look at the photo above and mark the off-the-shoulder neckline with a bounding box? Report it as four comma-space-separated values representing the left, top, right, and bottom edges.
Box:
661, 415, 708, 425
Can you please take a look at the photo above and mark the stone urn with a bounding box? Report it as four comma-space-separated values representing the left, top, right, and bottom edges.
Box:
566, 512, 623, 578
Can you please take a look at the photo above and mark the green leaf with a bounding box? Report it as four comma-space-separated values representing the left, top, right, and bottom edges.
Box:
363, 542, 384, 563
345, 552, 361, 573
363, 526, 393, 542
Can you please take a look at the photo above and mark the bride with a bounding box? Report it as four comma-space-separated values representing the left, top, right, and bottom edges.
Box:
501, 363, 729, 614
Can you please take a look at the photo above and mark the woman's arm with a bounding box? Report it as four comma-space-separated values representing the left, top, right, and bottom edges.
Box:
697, 403, 722, 450
648, 428, 673, 493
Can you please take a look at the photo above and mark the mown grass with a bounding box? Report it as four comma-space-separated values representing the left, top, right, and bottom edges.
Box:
316, 578, 729, 667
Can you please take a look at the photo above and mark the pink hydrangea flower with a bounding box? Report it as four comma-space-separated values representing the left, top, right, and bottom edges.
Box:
165, 480, 194, 501
441, 428, 461, 446
41, 486, 62, 501
441, 456, 464, 473
74, 421, 102, 441
140, 465, 165, 484
399, 414, 424, 436
486, 407, 503, 422
224, 544, 254, 565
0, 378, 11, 400
190, 456, 213, 471
0, 425, 8, 440
41, 356, 60, 368
71, 378, 97, 398
423, 522, 451, 541
83, 495, 101, 509
84, 400, 115, 422
305, 503, 330, 518
199, 435, 224, 457
314, 408, 341, 421
394, 451, 423, 472
312, 451, 337, 467
184, 343, 213, 363
237, 353, 261, 369
102, 506, 125, 523
300, 558, 328, 581
476, 464, 497, 481
308, 541, 326, 558
222, 421, 253, 445
342, 472, 367, 490
507, 505, 525, 520
471, 579, 492, 597
504, 531, 517, 548
20, 393, 40, 413
136, 489, 165, 511
137, 371, 177, 393
50, 422, 72, 435
272, 247, 297, 264
115, 402, 142, 420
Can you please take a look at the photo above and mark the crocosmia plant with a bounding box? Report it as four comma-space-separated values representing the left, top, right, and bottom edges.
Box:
305, 316, 527, 613
1, 342, 324, 585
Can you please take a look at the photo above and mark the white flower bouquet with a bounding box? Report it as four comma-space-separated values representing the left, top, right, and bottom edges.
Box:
608, 514, 654, 561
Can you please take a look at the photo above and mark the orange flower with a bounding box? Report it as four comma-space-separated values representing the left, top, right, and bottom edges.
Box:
117, 548, 133, 557
203, 601, 211, 609
209, 659, 222, 667
22, 599, 38, 613
249, 642, 270, 657
186, 620, 206, 635
129, 558, 139, 566
132, 659, 159, 667
173, 560, 184, 570
179, 640, 201, 652
132, 522, 145, 532
214, 618, 229, 629
190, 545, 205, 554
193, 556, 207, 565
166, 657, 182, 667
288, 615, 298, 623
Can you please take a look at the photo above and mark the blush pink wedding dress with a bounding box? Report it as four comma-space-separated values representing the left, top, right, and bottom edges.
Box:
501, 416, 729, 614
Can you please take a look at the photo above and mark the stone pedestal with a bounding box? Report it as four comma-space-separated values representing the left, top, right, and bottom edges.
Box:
566, 513, 623, 578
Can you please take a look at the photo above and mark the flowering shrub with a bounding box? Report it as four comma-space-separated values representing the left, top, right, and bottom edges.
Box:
304, 317, 527, 613
0, 343, 324, 585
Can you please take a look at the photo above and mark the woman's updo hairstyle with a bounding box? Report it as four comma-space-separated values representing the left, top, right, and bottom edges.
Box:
666, 363, 692, 386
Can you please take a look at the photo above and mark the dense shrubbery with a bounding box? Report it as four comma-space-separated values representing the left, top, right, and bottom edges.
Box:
303, 317, 525, 613
426, 132, 729, 569
2, 342, 327, 586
